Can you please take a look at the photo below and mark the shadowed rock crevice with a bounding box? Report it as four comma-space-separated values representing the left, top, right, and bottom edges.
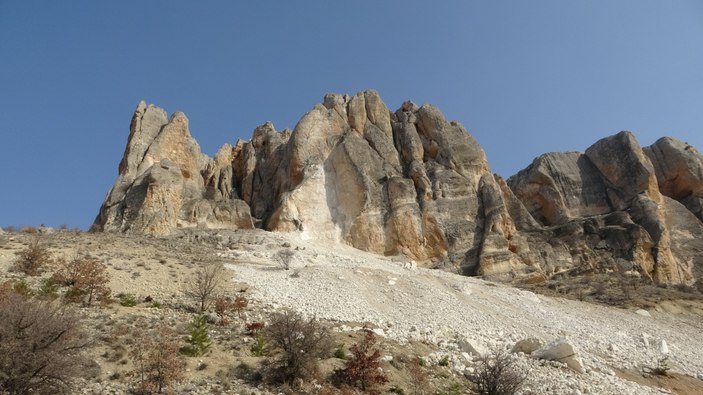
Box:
94, 91, 703, 285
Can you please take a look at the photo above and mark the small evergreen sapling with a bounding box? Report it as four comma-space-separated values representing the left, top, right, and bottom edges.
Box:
184, 313, 212, 357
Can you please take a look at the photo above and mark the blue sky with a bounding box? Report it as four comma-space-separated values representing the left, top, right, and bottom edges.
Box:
1, 1, 702, 229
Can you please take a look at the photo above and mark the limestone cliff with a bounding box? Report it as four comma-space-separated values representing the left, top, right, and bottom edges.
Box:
94, 92, 703, 285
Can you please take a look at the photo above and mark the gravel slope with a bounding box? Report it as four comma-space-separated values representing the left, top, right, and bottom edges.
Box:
219, 231, 703, 395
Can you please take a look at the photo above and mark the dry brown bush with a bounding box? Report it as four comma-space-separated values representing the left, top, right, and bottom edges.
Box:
13, 239, 52, 276
233, 294, 248, 318
265, 310, 333, 385
128, 324, 186, 394
53, 255, 111, 306
0, 292, 91, 394
467, 349, 526, 395
407, 356, 430, 395
214, 295, 234, 325
184, 262, 226, 312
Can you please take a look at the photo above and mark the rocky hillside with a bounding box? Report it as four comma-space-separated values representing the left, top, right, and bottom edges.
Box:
93, 91, 703, 285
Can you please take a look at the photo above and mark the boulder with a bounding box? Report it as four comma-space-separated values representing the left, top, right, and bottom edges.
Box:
511, 338, 543, 355
535, 338, 584, 373
457, 338, 485, 358
644, 137, 703, 222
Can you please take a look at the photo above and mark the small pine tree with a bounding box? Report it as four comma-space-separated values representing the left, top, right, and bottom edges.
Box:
184, 314, 212, 357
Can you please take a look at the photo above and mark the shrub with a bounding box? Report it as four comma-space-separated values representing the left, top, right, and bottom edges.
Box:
467, 349, 526, 395
274, 249, 295, 270
439, 355, 450, 366
129, 325, 186, 394
54, 255, 110, 306
13, 239, 52, 276
233, 294, 248, 319
334, 343, 347, 360
648, 356, 671, 376
246, 321, 265, 336
265, 310, 333, 384
12, 278, 33, 296
184, 262, 226, 312
407, 357, 430, 395
250, 335, 269, 357
338, 329, 388, 394
214, 295, 234, 325
0, 293, 91, 394
183, 314, 212, 357
118, 293, 138, 307
39, 277, 60, 300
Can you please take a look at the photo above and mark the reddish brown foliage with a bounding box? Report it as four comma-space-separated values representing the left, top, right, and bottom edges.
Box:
246, 321, 265, 336
339, 329, 388, 394
13, 239, 52, 276
53, 255, 111, 306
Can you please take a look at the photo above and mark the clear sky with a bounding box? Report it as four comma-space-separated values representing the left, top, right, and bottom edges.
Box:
1, 1, 702, 229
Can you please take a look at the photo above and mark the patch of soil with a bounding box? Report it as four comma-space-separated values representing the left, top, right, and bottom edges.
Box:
615, 368, 703, 395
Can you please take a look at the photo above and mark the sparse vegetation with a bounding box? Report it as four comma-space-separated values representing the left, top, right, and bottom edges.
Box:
406, 357, 430, 395
233, 294, 248, 318
246, 321, 265, 336
264, 310, 333, 385
184, 262, 226, 312
337, 329, 388, 394
647, 356, 671, 377
183, 313, 212, 357
54, 254, 111, 306
39, 277, 60, 300
129, 325, 186, 394
0, 292, 91, 394
118, 292, 138, 307
213, 295, 234, 325
13, 238, 52, 276
275, 249, 295, 270
334, 343, 347, 360
466, 349, 526, 395
12, 278, 33, 296
250, 335, 269, 357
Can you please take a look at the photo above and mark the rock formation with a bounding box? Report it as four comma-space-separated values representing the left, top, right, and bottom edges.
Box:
94, 91, 703, 285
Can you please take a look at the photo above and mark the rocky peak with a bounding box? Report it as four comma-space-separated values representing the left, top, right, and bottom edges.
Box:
94, 91, 703, 285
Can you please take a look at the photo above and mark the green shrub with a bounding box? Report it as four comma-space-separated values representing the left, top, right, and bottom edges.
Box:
118, 293, 138, 307
439, 355, 450, 366
334, 343, 347, 359
183, 314, 212, 357
12, 278, 32, 296
250, 335, 269, 357
39, 277, 59, 300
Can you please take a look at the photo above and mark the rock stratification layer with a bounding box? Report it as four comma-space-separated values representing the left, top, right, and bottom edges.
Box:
94, 91, 703, 284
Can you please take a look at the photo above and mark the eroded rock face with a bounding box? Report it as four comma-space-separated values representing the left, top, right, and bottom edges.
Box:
95, 93, 703, 285
93, 101, 254, 234
508, 131, 703, 284
644, 137, 703, 222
